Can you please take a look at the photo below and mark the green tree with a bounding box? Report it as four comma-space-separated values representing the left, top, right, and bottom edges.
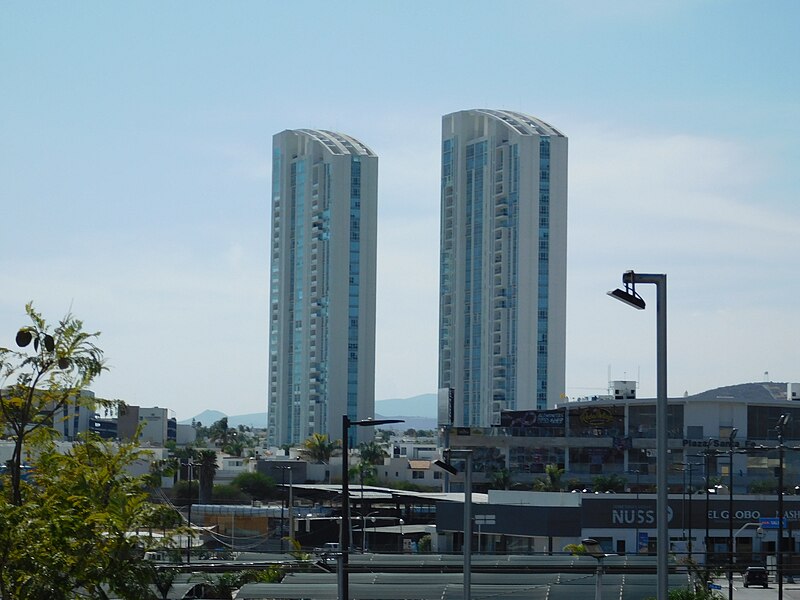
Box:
749, 479, 777, 494
533, 463, 564, 491
212, 484, 251, 503
196, 450, 218, 504
172, 480, 199, 505
231, 471, 276, 500
358, 441, 388, 465
300, 433, 338, 463
349, 461, 378, 486
209, 417, 233, 446
563, 543, 587, 555
224, 439, 245, 457
0, 434, 178, 599
0, 303, 107, 504
488, 468, 512, 490
592, 473, 627, 493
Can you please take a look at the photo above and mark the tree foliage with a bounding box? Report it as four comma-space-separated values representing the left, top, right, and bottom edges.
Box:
349, 461, 378, 486
592, 473, 627, 493
358, 441, 388, 465
231, 471, 276, 500
0, 303, 107, 504
0, 434, 179, 599
196, 450, 218, 504
300, 433, 338, 463
533, 464, 564, 491
488, 468, 512, 491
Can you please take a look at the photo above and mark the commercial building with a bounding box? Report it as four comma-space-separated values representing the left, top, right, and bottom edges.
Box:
438, 109, 568, 426
444, 381, 800, 493
435, 489, 800, 567
116, 404, 177, 446
268, 129, 378, 447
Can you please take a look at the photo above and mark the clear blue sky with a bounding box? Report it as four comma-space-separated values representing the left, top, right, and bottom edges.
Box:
2, 1, 799, 420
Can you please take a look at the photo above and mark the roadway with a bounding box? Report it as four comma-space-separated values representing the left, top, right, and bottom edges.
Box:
712, 576, 800, 599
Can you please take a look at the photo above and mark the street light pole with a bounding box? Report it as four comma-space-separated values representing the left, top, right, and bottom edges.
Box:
339, 415, 403, 600
681, 461, 701, 562
608, 270, 668, 600
434, 450, 473, 600
630, 469, 640, 554
186, 459, 194, 564
777, 414, 791, 600
728, 428, 738, 600
280, 467, 286, 552
583, 538, 607, 600
704, 442, 713, 566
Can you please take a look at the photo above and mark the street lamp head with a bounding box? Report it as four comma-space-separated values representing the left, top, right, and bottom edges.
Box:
582, 538, 606, 558
433, 459, 458, 476
729, 428, 738, 442
348, 417, 405, 428
607, 287, 646, 310
777, 414, 791, 428
608, 271, 647, 309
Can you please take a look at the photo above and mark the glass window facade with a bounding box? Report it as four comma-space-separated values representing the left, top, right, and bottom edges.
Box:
628, 404, 684, 439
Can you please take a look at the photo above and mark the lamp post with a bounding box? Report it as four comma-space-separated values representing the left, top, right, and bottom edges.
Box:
608, 270, 668, 600
186, 459, 194, 564
704, 442, 714, 565
728, 428, 738, 600
629, 469, 641, 554
680, 461, 701, 561
583, 538, 607, 600
398, 518, 405, 553
360, 511, 379, 553
704, 440, 722, 567
435, 450, 474, 600
777, 414, 791, 600
339, 416, 403, 600
279, 466, 293, 552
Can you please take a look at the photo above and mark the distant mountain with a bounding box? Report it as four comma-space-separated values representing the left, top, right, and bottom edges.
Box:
374, 414, 437, 432
181, 393, 436, 432
179, 410, 266, 429
375, 393, 437, 418
181, 409, 226, 426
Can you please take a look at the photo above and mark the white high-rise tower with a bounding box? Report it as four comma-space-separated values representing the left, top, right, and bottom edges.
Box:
438, 109, 568, 426
268, 129, 378, 447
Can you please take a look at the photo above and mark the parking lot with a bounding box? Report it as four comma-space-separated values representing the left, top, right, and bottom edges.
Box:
712, 576, 800, 599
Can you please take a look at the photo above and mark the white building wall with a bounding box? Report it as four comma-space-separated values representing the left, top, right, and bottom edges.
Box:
268, 129, 378, 447
137, 407, 170, 446
438, 109, 568, 427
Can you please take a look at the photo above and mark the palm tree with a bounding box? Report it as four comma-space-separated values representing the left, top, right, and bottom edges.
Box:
358, 441, 388, 465
534, 463, 564, 491
209, 417, 235, 448
349, 461, 378, 485
300, 433, 338, 463
488, 468, 512, 490
196, 449, 218, 503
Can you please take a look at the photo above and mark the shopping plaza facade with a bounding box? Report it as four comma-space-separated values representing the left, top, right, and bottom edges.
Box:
434, 381, 800, 563
444, 381, 800, 493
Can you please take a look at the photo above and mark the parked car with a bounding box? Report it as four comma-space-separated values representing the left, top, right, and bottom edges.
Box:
743, 566, 769, 588
313, 542, 340, 559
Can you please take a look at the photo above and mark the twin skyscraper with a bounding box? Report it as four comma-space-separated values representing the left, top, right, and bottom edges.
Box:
267, 110, 568, 448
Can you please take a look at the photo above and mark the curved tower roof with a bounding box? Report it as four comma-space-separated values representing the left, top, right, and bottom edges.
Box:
470, 109, 565, 137
295, 129, 376, 157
